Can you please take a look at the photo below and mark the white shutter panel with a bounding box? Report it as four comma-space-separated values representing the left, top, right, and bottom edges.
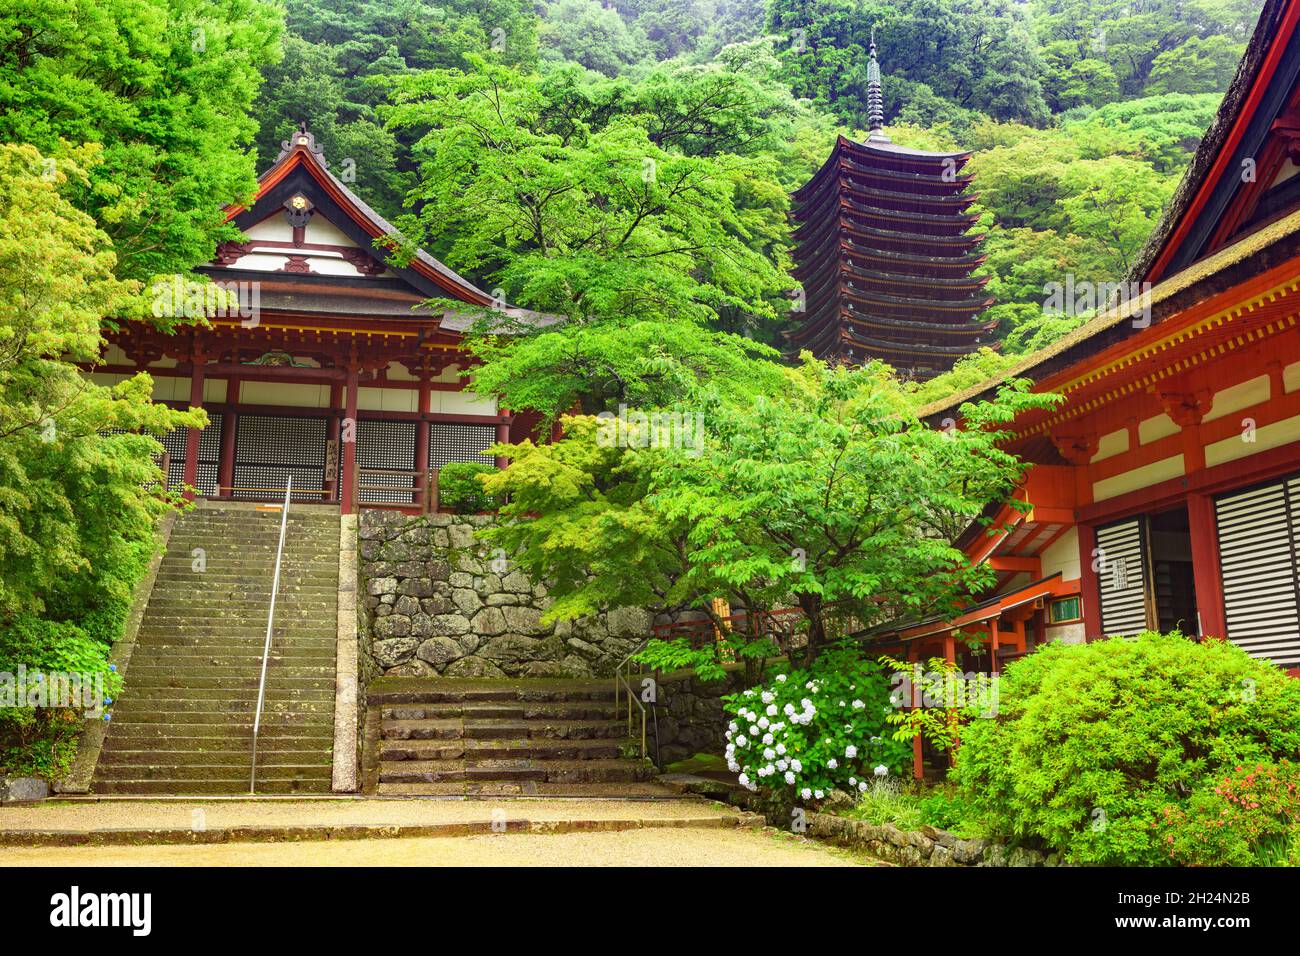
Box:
1096, 518, 1149, 637
1215, 478, 1300, 667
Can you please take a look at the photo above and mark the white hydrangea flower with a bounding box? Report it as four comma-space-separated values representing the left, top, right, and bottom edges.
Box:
852, 700, 864, 709
749, 724, 759, 736
827, 758, 838, 769
775, 743, 786, 755
858, 780, 868, 792
738, 773, 750, 787
763, 747, 776, 760
757, 717, 770, 730
790, 759, 802, 772
776, 674, 787, 682
727, 760, 739, 772
766, 704, 778, 717
848, 777, 857, 787
814, 790, 824, 800
784, 771, 796, 785
783, 703, 796, 716
761, 691, 774, 704
801, 788, 813, 800
736, 735, 747, 747
845, 745, 857, 759
776, 759, 788, 771
874, 765, 889, 777
762, 733, 774, 745
728, 721, 738, 732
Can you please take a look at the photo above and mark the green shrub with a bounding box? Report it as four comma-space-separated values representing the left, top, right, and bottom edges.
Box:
951, 632, 1300, 865
0, 615, 123, 779
438, 461, 501, 514
724, 644, 912, 801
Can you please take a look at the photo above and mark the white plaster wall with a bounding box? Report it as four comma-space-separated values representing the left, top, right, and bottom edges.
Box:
1205, 412, 1300, 468
1092, 454, 1184, 500
240, 380, 331, 408
1039, 526, 1080, 582
1203, 374, 1270, 423
1091, 428, 1129, 463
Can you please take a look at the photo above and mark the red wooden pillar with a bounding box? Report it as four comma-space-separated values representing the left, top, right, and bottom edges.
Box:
1078, 523, 1102, 640
494, 412, 512, 470
341, 365, 359, 515
415, 374, 431, 508
217, 376, 239, 499
182, 353, 205, 500
325, 382, 342, 503
989, 618, 1001, 675
1187, 492, 1227, 638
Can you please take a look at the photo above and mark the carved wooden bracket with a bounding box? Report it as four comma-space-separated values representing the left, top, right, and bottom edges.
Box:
1156, 388, 1213, 427
1051, 432, 1098, 465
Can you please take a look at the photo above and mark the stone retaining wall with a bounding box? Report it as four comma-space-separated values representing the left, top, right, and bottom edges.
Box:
358, 511, 652, 679
806, 813, 1062, 867
654, 667, 750, 766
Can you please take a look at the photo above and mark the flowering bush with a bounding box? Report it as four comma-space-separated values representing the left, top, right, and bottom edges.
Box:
1159, 761, 1300, 867
723, 645, 911, 802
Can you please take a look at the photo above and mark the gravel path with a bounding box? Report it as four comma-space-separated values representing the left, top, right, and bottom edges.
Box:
0, 797, 737, 831
0, 827, 866, 866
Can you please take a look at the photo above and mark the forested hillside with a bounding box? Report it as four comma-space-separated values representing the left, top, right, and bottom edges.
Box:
252, 0, 1259, 385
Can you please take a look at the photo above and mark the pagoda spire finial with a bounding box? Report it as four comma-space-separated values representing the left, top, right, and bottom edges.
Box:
866, 30, 890, 144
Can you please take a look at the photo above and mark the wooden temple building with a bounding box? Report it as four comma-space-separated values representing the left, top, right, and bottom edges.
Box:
89, 126, 552, 513
787, 41, 995, 378
873, 0, 1300, 776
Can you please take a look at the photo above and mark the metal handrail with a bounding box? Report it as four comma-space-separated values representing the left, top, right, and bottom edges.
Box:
613, 637, 655, 763
250, 476, 292, 794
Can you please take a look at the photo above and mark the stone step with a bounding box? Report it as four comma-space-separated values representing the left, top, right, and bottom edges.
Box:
164, 539, 340, 553
378, 758, 654, 784
380, 717, 628, 740
379, 701, 619, 722
103, 717, 332, 738
112, 696, 334, 715
127, 648, 336, 663
380, 738, 631, 762
143, 598, 338, 611
123, 664, 336, 681
113, 687, 334, 706
96, 749, 331, 767
372, 781, 676, 798
149, 577, 341, 592
94, 763, 333, 782
91, 778, 333, 795
119, 671, 338, 686
367, 677, 617, 706
102, 732, 330, 752
134, 630, 338, 644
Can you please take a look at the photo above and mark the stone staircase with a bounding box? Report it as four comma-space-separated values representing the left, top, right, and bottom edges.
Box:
92, 502, 340, 795
365, 677, 665, 797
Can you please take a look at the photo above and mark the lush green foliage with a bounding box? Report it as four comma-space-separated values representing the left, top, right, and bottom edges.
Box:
438, 461, 502, 514
0, 0, 284, 280
385, 59, 797, 420
481, 359, 1053, 661
952, 633, 1300, 865
723, 645, 911, 798
254, 0, 538, 218
0, 144, 197, 778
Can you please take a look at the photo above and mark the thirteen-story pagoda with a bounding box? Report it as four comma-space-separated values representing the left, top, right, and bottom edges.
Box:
787, 40, 995, 379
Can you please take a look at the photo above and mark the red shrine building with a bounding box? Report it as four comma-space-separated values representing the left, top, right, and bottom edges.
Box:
883, 0, 1300, 698
787, 41, 995, 379
88, 126, 551, 513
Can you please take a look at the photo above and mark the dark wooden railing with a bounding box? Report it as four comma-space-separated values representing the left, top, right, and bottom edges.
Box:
353, 466, 438, 513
